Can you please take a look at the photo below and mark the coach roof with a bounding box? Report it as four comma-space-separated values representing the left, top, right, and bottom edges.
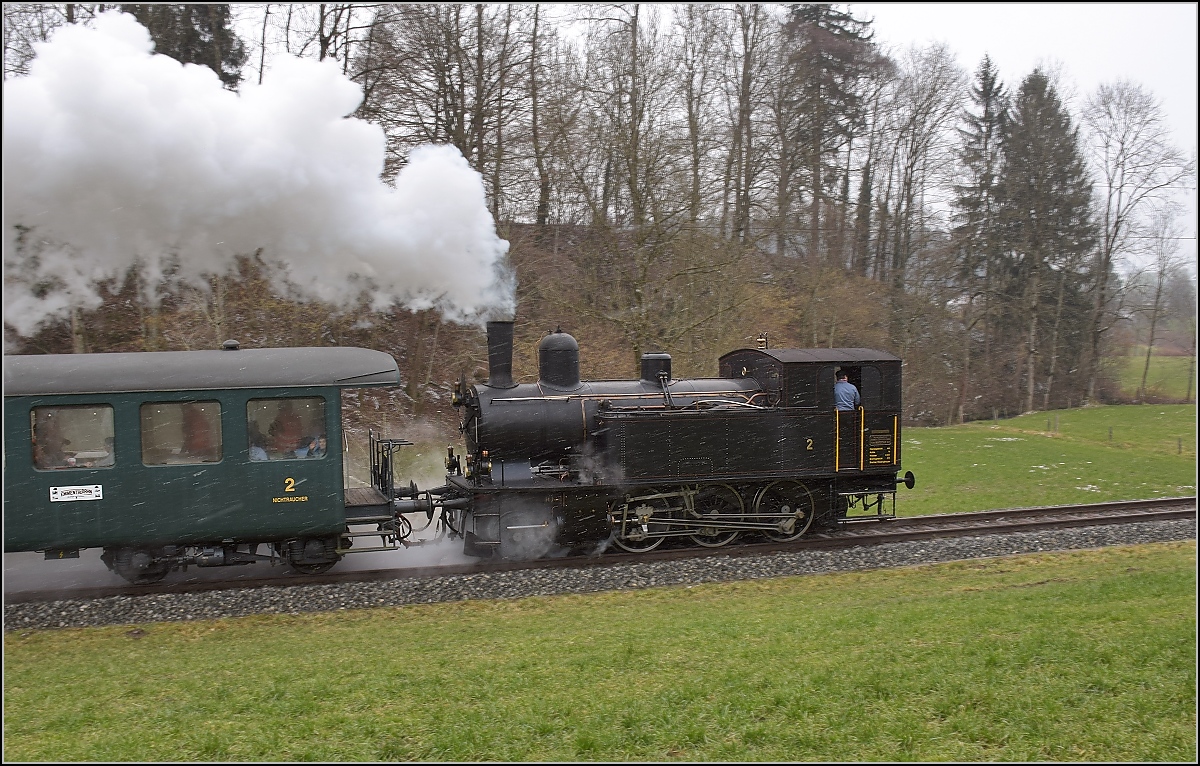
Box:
3, 346, 401, 396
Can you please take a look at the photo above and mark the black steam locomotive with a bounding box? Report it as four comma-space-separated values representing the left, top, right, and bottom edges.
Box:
431, 321, 914, 559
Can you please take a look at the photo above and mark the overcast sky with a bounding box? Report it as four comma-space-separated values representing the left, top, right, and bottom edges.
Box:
849, 2, 1198, 269
849, 3, 1197, 150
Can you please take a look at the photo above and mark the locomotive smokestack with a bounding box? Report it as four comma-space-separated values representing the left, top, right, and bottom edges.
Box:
486, 320, 516, 388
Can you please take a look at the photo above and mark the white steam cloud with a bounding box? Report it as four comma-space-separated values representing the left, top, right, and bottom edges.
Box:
3, 11, 513, 338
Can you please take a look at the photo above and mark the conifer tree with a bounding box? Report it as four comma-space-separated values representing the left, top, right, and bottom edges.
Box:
783, 3, 876, 264
950, 55, 1007, 419
120, 4, 247, 89
998, 70, 1096, 412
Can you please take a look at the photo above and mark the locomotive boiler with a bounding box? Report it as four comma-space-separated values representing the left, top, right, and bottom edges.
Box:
438, 321, 914, 558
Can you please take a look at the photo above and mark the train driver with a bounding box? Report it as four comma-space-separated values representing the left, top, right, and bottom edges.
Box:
834, 369, 861, 411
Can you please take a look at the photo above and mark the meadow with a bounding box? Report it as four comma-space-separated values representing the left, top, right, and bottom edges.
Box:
3, 542, 1195, 762
1118, 352, 1195, 402
897, 404, 1196, 516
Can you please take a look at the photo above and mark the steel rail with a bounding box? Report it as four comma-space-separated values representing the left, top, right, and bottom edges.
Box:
5, 496, 1194, 605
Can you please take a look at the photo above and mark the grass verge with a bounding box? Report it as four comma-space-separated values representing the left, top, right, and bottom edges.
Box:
3, 541, 1195, 762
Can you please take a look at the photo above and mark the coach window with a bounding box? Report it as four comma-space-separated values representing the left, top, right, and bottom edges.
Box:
31, 405, 115, 470
247, 397, 326, 461
140, 401, 223, 465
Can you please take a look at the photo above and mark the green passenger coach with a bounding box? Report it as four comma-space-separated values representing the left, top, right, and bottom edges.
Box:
3, 342, 402, 583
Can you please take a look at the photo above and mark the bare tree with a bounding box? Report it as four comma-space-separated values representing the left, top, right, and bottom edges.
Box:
1135, 204, 1187, 401
1081, 79, 1195, 403
672, 3, 723, 228
883, 43, 965, 293
3, 3, 100, 79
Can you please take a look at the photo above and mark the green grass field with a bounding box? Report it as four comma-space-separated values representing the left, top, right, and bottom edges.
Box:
3, 542, 1195, 762
1119, 352, 1196, 401
898, 404, 1196, 516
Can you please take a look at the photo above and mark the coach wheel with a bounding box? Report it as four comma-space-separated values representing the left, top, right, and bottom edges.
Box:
282, 538, 340, 575
688, 484, 744, 548
111, 547, 171, 585
753, 481, 815, 542
611, 489, 669, 553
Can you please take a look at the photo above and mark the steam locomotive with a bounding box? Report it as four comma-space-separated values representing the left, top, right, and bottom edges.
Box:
3, 322, 912, 583
427, 321, 914, 559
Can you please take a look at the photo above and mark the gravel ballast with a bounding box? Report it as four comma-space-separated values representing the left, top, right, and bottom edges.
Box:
5, 519, 1195, 632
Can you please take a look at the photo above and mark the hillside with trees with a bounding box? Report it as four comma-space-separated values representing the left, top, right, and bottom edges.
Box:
4, 3, 1195, 435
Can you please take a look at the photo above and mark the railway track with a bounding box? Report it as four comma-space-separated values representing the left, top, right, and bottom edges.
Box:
5, 496, 1195, 606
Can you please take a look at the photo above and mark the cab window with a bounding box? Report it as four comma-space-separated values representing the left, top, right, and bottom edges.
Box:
31, 405, 115, 470
247, 397, 326, 461
141, 401, 223, 465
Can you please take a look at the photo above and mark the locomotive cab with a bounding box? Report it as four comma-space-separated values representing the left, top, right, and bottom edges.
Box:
720, 347, 906, 519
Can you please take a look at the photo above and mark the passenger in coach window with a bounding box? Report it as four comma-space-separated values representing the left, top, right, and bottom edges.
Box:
269, 401, 302, 454
182, 402, 216, 460
307, 434, 327, 458
249, 429, 269, 461
95, 437, 116, 467
32, 412, 71, 468
834, 369, 861, 411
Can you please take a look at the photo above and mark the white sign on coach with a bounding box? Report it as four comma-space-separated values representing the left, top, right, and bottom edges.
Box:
49, 485, 103, 502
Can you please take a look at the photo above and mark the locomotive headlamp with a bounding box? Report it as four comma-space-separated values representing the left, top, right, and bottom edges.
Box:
452, 380, 463, 406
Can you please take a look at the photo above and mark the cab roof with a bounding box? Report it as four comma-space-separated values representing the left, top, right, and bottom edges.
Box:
3, 346, 401, 397
719, 347, 901, 364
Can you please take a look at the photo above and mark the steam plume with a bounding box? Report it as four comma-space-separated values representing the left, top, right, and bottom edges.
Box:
3, 11, 513, 339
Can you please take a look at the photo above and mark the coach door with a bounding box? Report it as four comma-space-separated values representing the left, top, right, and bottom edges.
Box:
241, 392, 344, 538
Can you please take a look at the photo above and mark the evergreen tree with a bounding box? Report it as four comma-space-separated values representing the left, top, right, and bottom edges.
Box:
783, 3, 876, 264
950, 55, 1007, 419
120, 4, 247, 89
998, 70, 1096, 412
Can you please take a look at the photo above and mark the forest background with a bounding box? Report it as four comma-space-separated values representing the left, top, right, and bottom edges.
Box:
3, 3, 1196, 434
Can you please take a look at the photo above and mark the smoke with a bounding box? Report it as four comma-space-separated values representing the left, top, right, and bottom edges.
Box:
3, 11, 513, 339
